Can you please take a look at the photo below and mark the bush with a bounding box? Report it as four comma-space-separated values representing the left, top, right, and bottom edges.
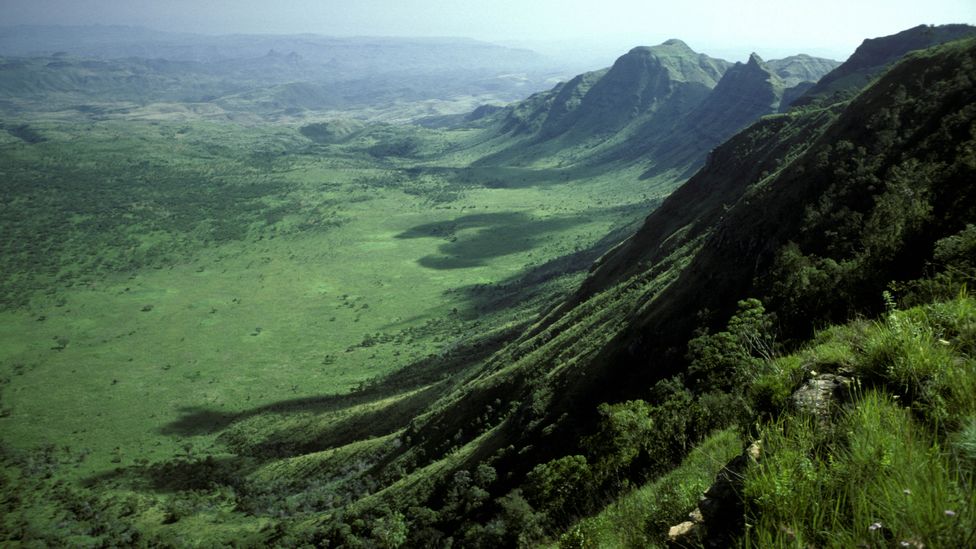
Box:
525, 455, 593, 522
686, 299, 774, 393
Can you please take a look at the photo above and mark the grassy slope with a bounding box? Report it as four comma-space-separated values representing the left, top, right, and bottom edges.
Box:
558, 292, 976, 547
535, 36, 976, 547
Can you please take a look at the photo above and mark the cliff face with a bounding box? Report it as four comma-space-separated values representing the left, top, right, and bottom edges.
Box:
678, 53, 785, 146
479, 40, 732, 173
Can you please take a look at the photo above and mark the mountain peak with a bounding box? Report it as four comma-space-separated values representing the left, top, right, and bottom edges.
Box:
747, 52, 765, 66
661, 38, 691, 49
628, 39, 696, 57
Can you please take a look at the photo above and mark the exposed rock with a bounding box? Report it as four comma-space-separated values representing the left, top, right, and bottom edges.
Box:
792, 373, 852, 424
668, 521, 700, 545
746, 440, 762, 462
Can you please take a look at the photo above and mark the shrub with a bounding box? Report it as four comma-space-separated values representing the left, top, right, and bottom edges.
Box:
525, 455, 593, 522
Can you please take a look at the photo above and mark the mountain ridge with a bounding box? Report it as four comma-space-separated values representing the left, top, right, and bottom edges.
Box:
351, 33, 976, 546
474, 40, 837, 186
790, 23, 976, 108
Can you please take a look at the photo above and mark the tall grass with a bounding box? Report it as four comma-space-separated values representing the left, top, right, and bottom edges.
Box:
859, 293, 976, 429
556, 429, 741, 548
744, 392, 975, 547
742, 293, 976, 547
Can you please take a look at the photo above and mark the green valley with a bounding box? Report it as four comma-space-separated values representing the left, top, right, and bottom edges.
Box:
1, 18, 975, 549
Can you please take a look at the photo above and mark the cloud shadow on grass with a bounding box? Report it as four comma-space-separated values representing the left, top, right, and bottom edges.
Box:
396, 211, 589, 270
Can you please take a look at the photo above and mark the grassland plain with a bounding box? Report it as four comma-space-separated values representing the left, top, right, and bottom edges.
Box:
0, 108, 665, 502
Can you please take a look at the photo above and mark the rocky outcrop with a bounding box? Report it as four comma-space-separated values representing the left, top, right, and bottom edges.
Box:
791, 372, 853, 425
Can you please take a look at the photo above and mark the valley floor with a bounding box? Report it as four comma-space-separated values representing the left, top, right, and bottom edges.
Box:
0, 108, 673, 545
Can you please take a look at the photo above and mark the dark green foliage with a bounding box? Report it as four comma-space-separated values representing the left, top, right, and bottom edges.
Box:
493, 490, 546, 547
524, 455, 593, 525
584, 400, 656, 476
2, 123, 46, 144
898, 225, 976, 305
299, 120, 365, 144
0, 444, 152, 547
0, 129, 339, 309
522, 302, 775, 536
687, 299, 773, 392
368, 137, 421, 158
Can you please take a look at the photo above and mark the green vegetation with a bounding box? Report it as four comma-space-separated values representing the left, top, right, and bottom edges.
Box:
2, 25, 975, 548
557, 429, 741, 548
0, 52, 668, 545
741, 289, 976, 547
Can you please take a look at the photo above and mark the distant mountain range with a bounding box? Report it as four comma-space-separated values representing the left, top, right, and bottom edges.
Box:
0, 26, 574, 114
469, 39, 839, 182
0, 25, 550, 69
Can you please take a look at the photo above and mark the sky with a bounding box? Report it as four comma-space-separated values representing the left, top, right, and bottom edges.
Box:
1, 0, 974, 61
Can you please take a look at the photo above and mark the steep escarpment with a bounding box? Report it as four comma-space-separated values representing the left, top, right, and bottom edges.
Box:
538, 40, 728, 139
360, 35, 976, 547
478, 40, 733, 171
634, 52, 792, 175
790, 23, 976, 108
692, 53, 784, 131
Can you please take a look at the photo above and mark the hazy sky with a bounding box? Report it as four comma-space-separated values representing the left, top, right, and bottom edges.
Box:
2, 0, 974, 60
